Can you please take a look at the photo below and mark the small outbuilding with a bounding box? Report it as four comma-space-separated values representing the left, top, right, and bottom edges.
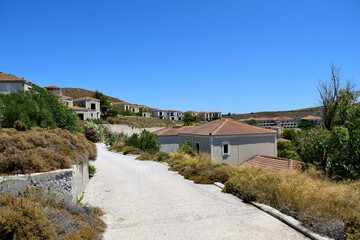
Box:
178, 118, 277, 164
153, 128, 181, 153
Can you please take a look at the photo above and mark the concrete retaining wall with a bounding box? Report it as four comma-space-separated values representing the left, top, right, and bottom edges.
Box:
0, 155, 89, 202
103, 124, 165, 136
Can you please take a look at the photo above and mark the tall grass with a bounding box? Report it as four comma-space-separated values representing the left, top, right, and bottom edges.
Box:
167, 152, 360, 240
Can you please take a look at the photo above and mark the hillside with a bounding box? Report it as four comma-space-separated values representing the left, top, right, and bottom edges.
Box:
62, 87, 125, 103
225, 106, 322, 120
106, 116, 178, 128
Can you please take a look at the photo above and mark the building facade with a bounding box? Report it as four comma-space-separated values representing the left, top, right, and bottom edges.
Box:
0, 73, 35, 94
198, 111, 222, 121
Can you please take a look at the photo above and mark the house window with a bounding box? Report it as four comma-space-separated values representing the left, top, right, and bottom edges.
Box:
195, 142, 200, 154
91, 113, 93, 118
222, 142, 230, 156
91, 103, 96, 110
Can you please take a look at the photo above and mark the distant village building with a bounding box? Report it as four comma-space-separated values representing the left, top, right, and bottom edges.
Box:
152, 110, 183, 121
184, 111, 198, 117
178, 119, 277, 164
0, 73, 36, 94
239, 117, 299, 129
301, 115, 322, 125
73, 97, 101, 120
197, 111, 222, 121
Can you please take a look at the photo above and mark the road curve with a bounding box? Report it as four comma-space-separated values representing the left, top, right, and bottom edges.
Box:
83, 143, 308, 240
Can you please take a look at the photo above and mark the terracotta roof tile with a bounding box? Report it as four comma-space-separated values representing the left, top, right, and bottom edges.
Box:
70, 106, 88, 110
179, 119, 276, 136
277, 138, 291, 142
0, 73, 24, 81
301, 115, 321, 120
73, 97, 100, 101
243, 155, 304, 173
154, 126, 196, 136
44, 85, 60, 88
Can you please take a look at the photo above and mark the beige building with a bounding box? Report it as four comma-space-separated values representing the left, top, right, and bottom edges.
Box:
113, 102, 140, 113
178, 119, 277, 164
239, 116, 299, 129
0, 73, 35, 94
301, 115, 322, 125
73, 97, 101, 120
198, 111, 221, 121
184, 111, 198, 117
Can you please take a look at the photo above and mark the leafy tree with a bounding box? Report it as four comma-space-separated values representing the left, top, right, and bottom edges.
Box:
92, 91, 119, 119
183, 113, 200, 126
0, 86, 81, 132
75, 101, 85, 108
298, 120, 316, 130
177, 142, 196, 156
124, 130, 160, 153
244, 119, 260, 126
277, 141, 301, 160
281, 129, 297, 141
120, 110, 136, 116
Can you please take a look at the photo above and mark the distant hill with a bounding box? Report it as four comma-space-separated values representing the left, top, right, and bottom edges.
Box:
62, 88, 125, 103
224, 106, 322, 120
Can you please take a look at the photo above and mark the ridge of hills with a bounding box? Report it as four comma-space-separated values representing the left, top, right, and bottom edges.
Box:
62, 87, 322, 119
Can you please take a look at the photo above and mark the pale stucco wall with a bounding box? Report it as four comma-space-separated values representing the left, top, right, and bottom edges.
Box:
158, 136, 179, 153
179, 135, 211, 154
0, 82, 24, 94
103, 124, 165, 136
212, 134, 277, 164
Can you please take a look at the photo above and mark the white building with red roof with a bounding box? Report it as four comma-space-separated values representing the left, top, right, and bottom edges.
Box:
178, 118, 277, 164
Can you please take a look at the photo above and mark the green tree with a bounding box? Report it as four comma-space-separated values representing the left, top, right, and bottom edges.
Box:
183, 113, 200, 126
298, 120, 316, 130
92, 91, 119, 119
0, 86, 81, 132
281, 129, 297, 141
244, 119, 260, 126
277, 141, 301, 160
120, 110, 136, 116
124, 130, 160, 153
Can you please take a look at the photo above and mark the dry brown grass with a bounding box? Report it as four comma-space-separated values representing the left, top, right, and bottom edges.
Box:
165, 152, 360, 239
106, 116, 177, 128
0, 127, 96, 175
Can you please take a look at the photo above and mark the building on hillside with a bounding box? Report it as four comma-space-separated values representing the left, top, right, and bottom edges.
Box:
198, 111, 221, 121
0, 73, 36, 94
152, 109, 183, 120
113, 102, 140, 113
301, 115, 322, 125
273, 117, 299, 129
73, 97, 101, 120
44, 85, 74, 107
141, 112, 151, 117
242, 155, 304, 173
239, 116, 299, 129
184, 111, 198, 117
178, 118, 277, 164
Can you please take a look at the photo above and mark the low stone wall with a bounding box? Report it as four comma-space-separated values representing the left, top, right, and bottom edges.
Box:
103, 124, 165, 136
0, 155, 89, 202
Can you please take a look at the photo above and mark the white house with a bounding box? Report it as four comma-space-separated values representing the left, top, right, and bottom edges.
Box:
0, 73, 35, 94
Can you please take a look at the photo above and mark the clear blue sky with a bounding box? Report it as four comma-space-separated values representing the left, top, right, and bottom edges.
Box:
1, 0, 359, 114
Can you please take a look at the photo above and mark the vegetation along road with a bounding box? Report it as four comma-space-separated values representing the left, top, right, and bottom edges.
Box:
83, 143, 308, 240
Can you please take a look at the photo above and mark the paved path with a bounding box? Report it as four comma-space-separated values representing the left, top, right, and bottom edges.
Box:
83, 143, 308, 240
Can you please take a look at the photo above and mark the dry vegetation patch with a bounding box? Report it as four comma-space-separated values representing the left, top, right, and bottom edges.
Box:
0, 187, 105, 240
106, 116, 177, 128
0, 127, 96, 175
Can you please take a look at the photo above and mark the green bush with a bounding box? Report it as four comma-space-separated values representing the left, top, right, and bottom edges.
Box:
277, 141, 301, 161
123, 146, 142, 155
177, 143, 196, 156
0, 86, 81, 133
281, 129, 297, 141
124, 130, 159, 153
89, 164, 96, 175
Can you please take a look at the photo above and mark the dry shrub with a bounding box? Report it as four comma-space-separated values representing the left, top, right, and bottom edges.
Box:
136, 153, 154, 161
0, 127, 96, 175
14, 120, 28, 131
153, 151, 170, 162
123, 146, 142, 155
223, 166, 360, 239
109, 141, 125, 152
0, 194, 56, 240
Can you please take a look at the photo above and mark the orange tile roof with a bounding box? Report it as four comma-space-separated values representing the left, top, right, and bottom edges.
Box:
44, 85, 60, 88
185, 110, 197, 113
301, 115, 321, 120
198, 111, 221, 113
0, 73, 24, 81
242, 155, 304, 173
154, 126, 196, 136
59, 95, 73, 100
179, 118, 276, 136
273, 117, 295, 121
70, 106, 88, 110
73, 97, 99, 101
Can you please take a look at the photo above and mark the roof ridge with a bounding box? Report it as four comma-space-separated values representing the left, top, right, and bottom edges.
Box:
212, 119, 228, 135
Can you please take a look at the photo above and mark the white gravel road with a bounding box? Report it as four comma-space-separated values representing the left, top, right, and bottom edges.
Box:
83, 143, 308, 240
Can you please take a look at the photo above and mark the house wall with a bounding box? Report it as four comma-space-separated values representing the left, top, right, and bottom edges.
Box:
62, 99, 73, 107
158, 136, 179, 153
73, 100, 101, 119
0, 82, 25, 94
212, 134, 277, 164
179, 135, 212, 154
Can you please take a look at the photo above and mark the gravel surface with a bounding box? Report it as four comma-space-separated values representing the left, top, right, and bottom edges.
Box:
83, 143, 308, 240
